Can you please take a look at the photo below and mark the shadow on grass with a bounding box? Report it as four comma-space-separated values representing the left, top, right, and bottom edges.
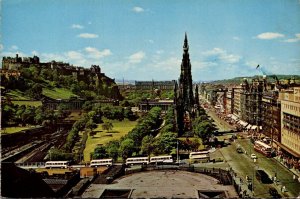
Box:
107, 130, 120, 134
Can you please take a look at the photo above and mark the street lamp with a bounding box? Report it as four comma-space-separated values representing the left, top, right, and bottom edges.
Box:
252, 164, 259, 196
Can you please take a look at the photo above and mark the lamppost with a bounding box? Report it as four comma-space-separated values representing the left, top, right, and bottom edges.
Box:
252, 163, 259, 197
176, 140, 179, 164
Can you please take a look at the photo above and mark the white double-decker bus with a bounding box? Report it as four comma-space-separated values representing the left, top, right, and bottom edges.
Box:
45, 161, 69, 169
90, 158, 113, 167
189, 151, 210, 163
150, 155, 173, 164
254, 141, 272, 157
126, 157, 149, 165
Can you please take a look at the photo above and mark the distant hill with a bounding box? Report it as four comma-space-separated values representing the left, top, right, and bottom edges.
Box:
209, 75, 300, 85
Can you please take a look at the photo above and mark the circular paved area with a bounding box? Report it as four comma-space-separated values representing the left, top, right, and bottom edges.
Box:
82, 170, 238, 198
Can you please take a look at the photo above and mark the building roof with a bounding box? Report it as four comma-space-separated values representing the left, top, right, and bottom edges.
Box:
1, 163, 55, 198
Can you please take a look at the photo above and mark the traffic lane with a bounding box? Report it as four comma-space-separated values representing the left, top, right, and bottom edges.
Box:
219, 142, 271, 197
237, 139, 300, 197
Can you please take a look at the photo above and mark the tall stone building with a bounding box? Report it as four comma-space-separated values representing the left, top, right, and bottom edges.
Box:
278, 87, 300, 159
175, 33, 198, 136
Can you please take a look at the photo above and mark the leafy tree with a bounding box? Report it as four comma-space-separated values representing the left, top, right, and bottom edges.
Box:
2, 104, 15, 126
34, 107, 45, 124
141, 135, 155, 156
48, 148, 73, 161
82, 101, 94, 111
85, 119, 97, 131
92, 145, 109, 159
28, 83, 43, 99
105, 140, 120, 161
193, 119, 216, 141
155, 132, 177, 154
102, 121, 113, 132
119, 138, 135, 160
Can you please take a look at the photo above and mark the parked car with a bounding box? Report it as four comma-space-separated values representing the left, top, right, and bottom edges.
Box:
236, 147, 243, 153
251, 154, 257, 159
256, 169, 272, 184
269, 187, 281, 198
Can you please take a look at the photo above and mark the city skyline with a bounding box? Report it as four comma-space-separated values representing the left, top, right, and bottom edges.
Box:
1, 0, 300, 81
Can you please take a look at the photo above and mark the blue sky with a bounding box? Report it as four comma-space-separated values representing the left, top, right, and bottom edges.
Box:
1, 0, 300, 81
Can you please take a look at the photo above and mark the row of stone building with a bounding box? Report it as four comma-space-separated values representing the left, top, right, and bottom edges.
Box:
201, 77, 300, 160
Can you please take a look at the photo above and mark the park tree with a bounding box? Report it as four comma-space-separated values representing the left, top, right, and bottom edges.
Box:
28, 83, 43, 99
102, 121, 113, 132
2, 104, 15, 126
193, 119, 216, 141
141, 135, 155, 157
105, 140, 120, 161
155, 132, 177, 154
34, 107, 45, 124
85, 119, 97, 131
92, 145, 109, 159
48, 148, 73, 161
119, 138, 135, 160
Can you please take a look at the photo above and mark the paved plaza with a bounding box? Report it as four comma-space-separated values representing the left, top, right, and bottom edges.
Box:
82, 170, 238, 198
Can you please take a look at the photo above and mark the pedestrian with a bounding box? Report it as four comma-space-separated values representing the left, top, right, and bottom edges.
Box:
293, 174, 296, 180
282, 186, 286, 192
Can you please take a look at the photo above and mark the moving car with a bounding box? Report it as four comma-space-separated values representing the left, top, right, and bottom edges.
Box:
250, 154, 257, 159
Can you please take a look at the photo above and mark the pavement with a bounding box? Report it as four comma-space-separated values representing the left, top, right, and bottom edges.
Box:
82, 170, 238, 198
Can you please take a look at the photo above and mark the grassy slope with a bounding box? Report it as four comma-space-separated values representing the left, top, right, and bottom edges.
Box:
11, 100, 42, 107
83, 119, 138, 162
6, 90, 30, 100
1, 126, 32, 134
42, 88, 77, 99
5, 87, 77, 101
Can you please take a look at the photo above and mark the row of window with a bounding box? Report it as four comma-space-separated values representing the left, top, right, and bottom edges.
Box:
283, 103, 300, 112
282, 137, 300, 154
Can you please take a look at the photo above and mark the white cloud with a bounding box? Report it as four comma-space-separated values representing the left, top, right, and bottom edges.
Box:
132, 6, 144, 13
31, 50, 39, 55
65, 51, 84, 60
156, 50, 164, 54
88, 21, 92, 25
10, 45, 19, 51
284, 33, 300, 43
233, 36, 240, 41
256, 32, 285, 40
38, 47, 111, 67
202, 48, 241, 64
128, 51, 145, 63
71, 24, 84, 29
77, 33, 99, 38
0, 44, 3, 51
148, 39, 154, 43
85, 47, 112, 59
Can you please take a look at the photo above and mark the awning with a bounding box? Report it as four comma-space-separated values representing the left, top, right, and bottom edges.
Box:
238, 120, 248, 127
251, 125, 258, 130
276, 142, 300, 158
231, 115, 238, 121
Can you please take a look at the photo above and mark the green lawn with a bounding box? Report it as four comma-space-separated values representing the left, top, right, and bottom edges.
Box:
12, 100, 42, 107
6, 90, 30, 100
83, 119, 138, 162
42, 88, 78, 99
1, 126, 31, 134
